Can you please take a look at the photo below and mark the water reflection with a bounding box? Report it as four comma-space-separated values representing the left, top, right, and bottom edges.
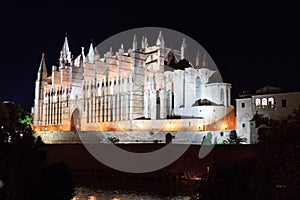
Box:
71, 176, 199, 200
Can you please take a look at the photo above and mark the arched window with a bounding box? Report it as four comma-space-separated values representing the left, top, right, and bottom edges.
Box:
255, 98, 261, 108
195, 76, 201, 99
220, 88, 225, 105
268, 97, 275, 107
262, 98, 267, 107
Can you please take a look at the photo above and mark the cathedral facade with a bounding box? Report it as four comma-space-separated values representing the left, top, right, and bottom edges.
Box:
32, 32, 235, 143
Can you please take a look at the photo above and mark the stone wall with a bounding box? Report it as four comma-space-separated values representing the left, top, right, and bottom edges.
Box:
34, 129, 235, 144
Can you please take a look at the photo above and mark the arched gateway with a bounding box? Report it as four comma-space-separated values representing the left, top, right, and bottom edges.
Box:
70, 108, 80, 131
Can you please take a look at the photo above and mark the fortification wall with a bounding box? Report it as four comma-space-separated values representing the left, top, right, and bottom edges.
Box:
34, 129, 235, 144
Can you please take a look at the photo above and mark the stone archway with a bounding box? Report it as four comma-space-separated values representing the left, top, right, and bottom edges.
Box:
71, 108, 81, 131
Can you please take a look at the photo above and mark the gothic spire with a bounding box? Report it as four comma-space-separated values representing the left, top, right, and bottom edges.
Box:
119, 43, 124, 54
141, 36, 145, 49
181, 38, 187, 59
156, 31, 162, 46
60, 35, 72, 66
87, 41, 95, 63
202, 52, 207, 67
161, 35, 165, 47
61, 35, 70, 55
109, 46, 113, 55
38, 53, 47, 80
196, 50, 200, 67
81, 47, 86, 63
132, 34, 137, 51
144, 37, 148, 48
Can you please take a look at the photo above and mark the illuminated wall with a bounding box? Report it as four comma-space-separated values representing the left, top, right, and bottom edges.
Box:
33, 33, 235, 138
236, 90, 300, 144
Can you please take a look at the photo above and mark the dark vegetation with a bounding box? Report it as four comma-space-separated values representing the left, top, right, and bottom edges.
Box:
0, 102, 74, 200
197, 107, 300, 199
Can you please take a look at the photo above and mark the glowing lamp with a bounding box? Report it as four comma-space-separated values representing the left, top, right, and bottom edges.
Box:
167, 122, 173, 131
221, 123, 228, 130
136, 123, 144, 129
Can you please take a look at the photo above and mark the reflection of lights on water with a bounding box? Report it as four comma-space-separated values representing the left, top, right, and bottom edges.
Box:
0, 180, 4, 188
207, 166, 210, 174
8, 136, 12, 143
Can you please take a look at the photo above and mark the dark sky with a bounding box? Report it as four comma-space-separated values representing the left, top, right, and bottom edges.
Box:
0, 1, 299, 112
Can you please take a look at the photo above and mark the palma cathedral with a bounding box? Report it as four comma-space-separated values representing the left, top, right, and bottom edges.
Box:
32, 32, 236, 143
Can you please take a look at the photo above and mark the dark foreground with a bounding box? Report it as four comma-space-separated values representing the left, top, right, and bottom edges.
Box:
41, 143, 255, 180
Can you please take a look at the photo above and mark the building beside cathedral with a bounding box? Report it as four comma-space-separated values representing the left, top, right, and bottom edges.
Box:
32, 32, 236, 144
236, 85, 300, 144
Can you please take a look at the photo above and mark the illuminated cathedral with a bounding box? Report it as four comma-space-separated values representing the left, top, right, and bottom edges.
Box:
32, 32, 235, 143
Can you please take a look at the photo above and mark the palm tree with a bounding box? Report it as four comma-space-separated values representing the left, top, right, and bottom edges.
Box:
222, 130, 247, 144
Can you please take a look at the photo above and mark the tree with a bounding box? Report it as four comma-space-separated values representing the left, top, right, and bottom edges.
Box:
222, 130, 247, 144
202, 132, 212, 145
0, 101, 34, 144
108, 136, 120, 144
255, 107, 300, 199
0, 101, 75, 199
199, 108, 300, 199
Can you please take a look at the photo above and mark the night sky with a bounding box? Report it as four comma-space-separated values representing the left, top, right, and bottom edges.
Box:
0, 1, 299, 112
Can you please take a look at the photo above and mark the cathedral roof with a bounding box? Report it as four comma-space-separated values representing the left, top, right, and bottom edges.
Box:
192, 99, 221, 106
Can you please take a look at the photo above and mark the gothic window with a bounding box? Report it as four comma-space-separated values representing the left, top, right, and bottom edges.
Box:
262, 98, 267, 107
195, 76, 201, 99
220, 88, 225, 104
156, 96, 160, 119
87, 101, 89, 123
241, 102, 245, 108
98, 96, 101, 122
255, 98, 261, 108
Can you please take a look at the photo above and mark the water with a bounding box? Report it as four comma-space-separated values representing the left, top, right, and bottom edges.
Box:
71, 176, 200, 200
